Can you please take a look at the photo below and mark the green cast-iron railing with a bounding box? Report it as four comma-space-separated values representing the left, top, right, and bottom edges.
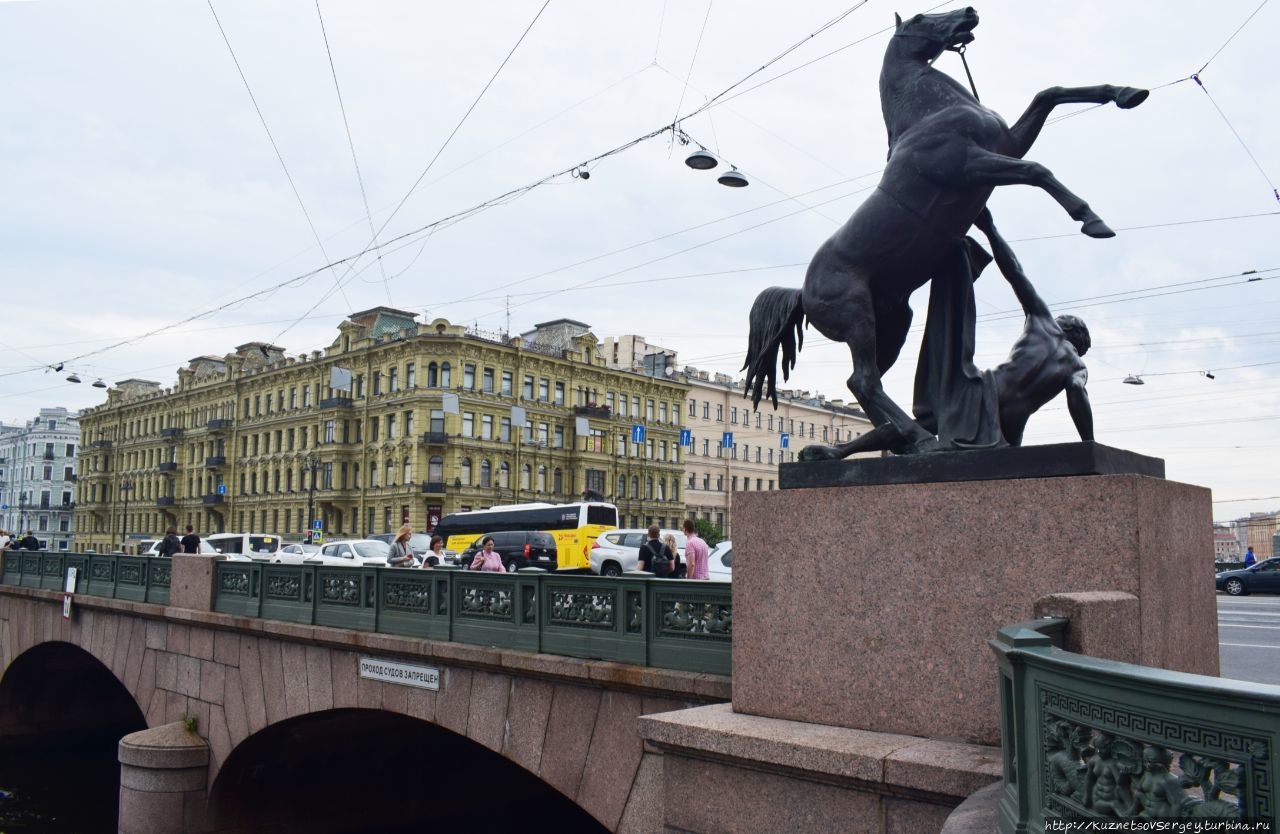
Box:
2, 550, 170, 605
992, 618, 1279, 832
1, 553, 728, 675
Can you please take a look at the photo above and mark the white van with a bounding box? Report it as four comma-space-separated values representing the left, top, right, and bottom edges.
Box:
205, 533, 285, 557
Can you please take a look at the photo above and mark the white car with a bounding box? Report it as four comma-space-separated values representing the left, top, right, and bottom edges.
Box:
707, 540, 733, 582
143, 539, 238, 558
589, 529, 687, 576
304, 539, 391, 567
274, 542, 321, 564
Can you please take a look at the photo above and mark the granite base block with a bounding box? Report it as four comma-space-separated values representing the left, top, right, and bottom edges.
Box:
732, 473, 1217, 745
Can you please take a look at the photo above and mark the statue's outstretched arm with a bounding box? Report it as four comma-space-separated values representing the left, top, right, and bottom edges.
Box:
1066, 369, 1094, 442
974, 209, 1052, 321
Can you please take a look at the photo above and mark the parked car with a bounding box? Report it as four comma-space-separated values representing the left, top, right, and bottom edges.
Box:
305, 539, 391, 567
1216, 557, 1280, 595
274, 542, 321, 564
707, 540, 733, 582
457, 531, 557, 573
589, 529, 686, 576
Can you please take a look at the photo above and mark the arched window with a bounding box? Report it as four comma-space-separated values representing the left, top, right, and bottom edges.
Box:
459, 458, 472, 486
498, 461, 510, 489
427, 362, 438, 387
520, 464, 531, 490
617, 474, 626, 498
536, 464, 547, 493
480, 459, 492, 488
403, 457, 412, 484
646, 477, 654, 500
553, 467, 563, 494
428, 455, 444, 482
630, 476, 639, 499
671, 482, 678, 502
657, 478, 666, 501
440, 362, 452, 388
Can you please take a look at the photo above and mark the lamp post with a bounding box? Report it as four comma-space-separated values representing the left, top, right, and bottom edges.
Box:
119, 479, 134, 551
304, 455, 320, 543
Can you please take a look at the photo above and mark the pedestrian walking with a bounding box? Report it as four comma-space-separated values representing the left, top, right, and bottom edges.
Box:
158, 527, 182, 557
1244, 546, 1256, 567
181, 525, 202, 554
468, 537, 507, 572
19, 531, 41, 551
389, 524, 416, 567
0, 530, 10, 551
423, 535, 446, 568
682, 519, 710, 580
638, 524, 672, 577
662, 532, 685, 578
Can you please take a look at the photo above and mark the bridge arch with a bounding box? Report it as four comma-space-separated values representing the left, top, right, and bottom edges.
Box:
209, 707, 607, 833
0, 640, 147, 830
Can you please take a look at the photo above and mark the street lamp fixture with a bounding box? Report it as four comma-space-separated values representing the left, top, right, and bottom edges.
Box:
119, 479, 135, 550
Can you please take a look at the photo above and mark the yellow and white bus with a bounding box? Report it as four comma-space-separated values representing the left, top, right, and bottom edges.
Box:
433, 502, 618, 571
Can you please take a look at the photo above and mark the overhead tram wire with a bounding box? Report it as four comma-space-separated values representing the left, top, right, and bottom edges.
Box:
206, 0, 354, 315
315, 0, 391, 302
265, 0, 556, 347
26, 2, 1253, 376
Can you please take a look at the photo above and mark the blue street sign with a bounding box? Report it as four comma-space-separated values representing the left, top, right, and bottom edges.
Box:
631, 424, 646, 444
781, 432, 789, 449
216, 484, 227, 495
313, 519, 323, 530
0, 504, 7, 510
679, 428, 692, 447
722, 431, 734, 448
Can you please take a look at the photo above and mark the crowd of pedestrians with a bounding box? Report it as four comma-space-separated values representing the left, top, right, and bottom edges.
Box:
0, 530, 41, 551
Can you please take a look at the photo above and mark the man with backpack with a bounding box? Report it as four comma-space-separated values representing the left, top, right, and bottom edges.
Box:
158, 527, 182, 557
637, 525, 673, 577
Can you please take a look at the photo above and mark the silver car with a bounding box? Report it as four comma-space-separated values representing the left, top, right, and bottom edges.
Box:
589, 529, 686, 576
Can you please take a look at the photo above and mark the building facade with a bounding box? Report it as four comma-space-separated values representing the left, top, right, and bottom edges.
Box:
0, 407, 80, 550
678, 371, 873, 538
74, 311, 689, 552
1235, 512, 1278, 560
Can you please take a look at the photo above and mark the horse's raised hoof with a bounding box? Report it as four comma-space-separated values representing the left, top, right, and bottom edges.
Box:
1115, 87, 1149, 109
799, 444, 842, 461
1081, 218, 1115, 239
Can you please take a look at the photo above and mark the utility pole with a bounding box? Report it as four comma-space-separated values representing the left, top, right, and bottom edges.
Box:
305, 455, 320, 543
119, 479, 134, 551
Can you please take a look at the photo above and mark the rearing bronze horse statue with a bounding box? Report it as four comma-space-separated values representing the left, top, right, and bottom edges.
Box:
743, 8, 1146, 456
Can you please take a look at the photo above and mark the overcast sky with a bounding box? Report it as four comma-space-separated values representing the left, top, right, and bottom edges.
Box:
2, 0, 1275, 522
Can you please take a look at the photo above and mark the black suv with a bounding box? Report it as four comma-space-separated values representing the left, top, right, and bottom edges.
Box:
459, 531, 557, 572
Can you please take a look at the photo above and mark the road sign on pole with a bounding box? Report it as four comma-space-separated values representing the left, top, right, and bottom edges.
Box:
631, 424, 646, 444
722, 431, 734, 448
313, 519, 323, 530
679, 429, 692, 447
781, 432, 790, 449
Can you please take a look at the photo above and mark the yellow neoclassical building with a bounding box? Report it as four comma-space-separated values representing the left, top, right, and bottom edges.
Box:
74, 311, 688, 551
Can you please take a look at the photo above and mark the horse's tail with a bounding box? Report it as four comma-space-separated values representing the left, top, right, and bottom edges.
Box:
742, 287, 806, 409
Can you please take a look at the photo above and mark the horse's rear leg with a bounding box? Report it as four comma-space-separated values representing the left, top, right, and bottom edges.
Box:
840, 325, 937, 454
1009, 85, 1149, 155
960, 148, 1115, 238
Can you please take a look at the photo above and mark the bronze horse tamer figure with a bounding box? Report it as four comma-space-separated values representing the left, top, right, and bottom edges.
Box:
743, 8, 1145, 457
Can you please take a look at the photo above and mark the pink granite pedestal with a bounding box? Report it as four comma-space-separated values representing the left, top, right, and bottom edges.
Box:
732, 473, 1217, 745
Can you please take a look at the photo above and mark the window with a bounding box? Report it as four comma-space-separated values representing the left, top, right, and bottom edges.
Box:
290, 388, 298, 409
407, 363, 416, 388
464, 364, 476, 390
716, 404, 723, 421
303, 386, 312, 408
702, 439, 709, 456
370, 416, 380, 441
501, 371, 513, 396
389, 367, 399, 392
430, 410, 444, 433
498, 461, 510, 489
427, 363, 439, 387
554, 382, 565, 405
500, 417, 511, 443
539, 378, 549, 402
429, 456, 444, 483
619, 395, 628, 418
404, 411, 414, 436
702, 403, 710, 419
659, 402, 667, 423
606, 392, 615, 413
480, 460, 492, 488
632, 396, 640, 417
372, 371, 382, 395
483, 368, 494, 393
523, 375, 534, 400
554, 426, 564, 448
440, 362, 451, 387
688, 400, 696, 417
481, 414, 493, 440
459, 459, 472, 486
65, 443, 75, 457
324, 420, 336, 443
646, 399, 655, 420
462, 413, 474, 438
387, 415, 397, 439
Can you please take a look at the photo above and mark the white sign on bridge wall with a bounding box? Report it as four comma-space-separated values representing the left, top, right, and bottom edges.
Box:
358, 657, 440, 690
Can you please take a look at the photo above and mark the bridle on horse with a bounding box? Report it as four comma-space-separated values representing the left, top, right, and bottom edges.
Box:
945, 44, 981, 102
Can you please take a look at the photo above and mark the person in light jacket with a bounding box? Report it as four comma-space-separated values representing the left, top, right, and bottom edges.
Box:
469, 537, 507, 572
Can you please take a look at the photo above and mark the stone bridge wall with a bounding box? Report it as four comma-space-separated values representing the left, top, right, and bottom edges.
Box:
0, 585, 730, 832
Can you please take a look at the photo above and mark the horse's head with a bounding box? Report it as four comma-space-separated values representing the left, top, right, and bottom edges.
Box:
893, 8, 979, 62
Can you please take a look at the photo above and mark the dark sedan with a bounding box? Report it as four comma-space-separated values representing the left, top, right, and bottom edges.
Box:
1216, 557, 1280, 596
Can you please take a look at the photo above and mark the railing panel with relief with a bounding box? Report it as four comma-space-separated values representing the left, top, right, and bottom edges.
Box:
0, 555, 732, 674
0, 552, 171, 604
993, 619, 1278, 832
